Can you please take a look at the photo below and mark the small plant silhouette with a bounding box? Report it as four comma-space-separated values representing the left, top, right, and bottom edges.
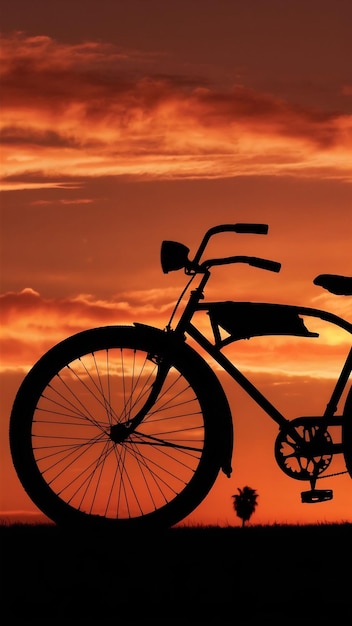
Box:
232, 486, 258, 527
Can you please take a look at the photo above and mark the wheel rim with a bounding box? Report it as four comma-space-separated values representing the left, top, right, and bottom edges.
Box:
30, 345, 207, 522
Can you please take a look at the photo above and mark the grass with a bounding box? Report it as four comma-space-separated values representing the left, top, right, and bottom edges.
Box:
1, 522, 351, 625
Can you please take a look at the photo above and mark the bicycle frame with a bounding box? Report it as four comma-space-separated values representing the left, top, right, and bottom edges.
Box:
159, 225, 352, 499
169, 265, 352, 426
188, 307, 352, 428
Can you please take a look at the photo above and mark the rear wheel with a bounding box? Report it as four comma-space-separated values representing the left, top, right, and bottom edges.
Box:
10, 325, 224, 529
342, 386, 352, 478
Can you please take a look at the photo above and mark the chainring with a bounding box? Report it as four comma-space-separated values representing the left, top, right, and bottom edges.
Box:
274, 417, 333, 481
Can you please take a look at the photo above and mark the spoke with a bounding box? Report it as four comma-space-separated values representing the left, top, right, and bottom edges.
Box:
133, 429, 203, 453
42, 373, 108, 430
127, 431, 202, 471
123, 438, 187, 499
66, 361, 120, 425
34, 431, 107, 464
40, 436, 110, 486
116, 443, 153, 516
127, 439, 174, 508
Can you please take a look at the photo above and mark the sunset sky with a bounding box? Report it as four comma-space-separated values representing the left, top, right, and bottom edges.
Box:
1, 0, 352, 526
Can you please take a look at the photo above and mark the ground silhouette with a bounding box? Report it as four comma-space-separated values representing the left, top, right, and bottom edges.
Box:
1, 522, 351, 625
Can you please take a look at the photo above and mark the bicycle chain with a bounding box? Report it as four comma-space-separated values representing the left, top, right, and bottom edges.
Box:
317, 469, 348, 479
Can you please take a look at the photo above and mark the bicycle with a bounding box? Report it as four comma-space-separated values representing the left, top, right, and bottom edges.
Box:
9, 223, 352, 529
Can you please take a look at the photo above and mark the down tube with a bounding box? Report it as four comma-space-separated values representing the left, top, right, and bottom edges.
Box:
186, 323, 288, 428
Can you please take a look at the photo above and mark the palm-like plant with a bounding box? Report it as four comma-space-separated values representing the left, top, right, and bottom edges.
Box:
232, 486, 258, 527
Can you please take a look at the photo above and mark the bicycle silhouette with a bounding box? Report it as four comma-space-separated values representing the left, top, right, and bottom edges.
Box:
9, 223, 352, 529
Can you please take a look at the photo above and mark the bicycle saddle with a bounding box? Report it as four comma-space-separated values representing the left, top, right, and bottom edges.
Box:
313, 274, 352, 295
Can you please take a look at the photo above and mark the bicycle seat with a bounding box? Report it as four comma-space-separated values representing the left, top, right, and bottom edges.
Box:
313, 274, 352, 296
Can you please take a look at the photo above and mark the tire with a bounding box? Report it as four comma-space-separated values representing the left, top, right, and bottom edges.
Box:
10, 325, 225, 530
342, 385, 352, 478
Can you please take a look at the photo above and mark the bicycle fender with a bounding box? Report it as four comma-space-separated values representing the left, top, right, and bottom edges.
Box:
134, 323, 234, 477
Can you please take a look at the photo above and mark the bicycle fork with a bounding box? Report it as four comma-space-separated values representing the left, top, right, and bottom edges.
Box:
110, 357, 170, 443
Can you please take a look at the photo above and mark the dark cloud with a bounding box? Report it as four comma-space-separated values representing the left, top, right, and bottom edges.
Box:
1, 33, 351, 187
0, 126, 86, 148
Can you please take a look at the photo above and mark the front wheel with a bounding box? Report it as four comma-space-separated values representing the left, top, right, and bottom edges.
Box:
10, 325, 226, 530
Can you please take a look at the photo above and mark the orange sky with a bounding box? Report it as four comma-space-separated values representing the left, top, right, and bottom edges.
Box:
1, 0, 352, 526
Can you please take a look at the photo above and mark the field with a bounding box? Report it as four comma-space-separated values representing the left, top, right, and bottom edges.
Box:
1, 523, 351, 625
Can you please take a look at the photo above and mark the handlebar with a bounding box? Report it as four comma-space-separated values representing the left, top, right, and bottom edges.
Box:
161, 222, 281, 275
199, 255, 281, 273
249, 257, 281, 272
192, 223, 268, 265
234, 224, 268, 234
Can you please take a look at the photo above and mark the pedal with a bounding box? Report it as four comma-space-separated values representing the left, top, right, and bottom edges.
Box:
301, 489, 333, 503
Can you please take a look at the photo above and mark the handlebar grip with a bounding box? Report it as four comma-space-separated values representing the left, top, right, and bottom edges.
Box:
234, 223, 268, 235
248, 257, 281, 272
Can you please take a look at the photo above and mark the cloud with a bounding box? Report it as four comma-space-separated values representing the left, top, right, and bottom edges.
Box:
0, 287, 175, 370
1, 288, 349, 379
31, 198, 93, 205
342, 85, 352, 96
0, 286, 173, 327
1, 32, 352, 189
